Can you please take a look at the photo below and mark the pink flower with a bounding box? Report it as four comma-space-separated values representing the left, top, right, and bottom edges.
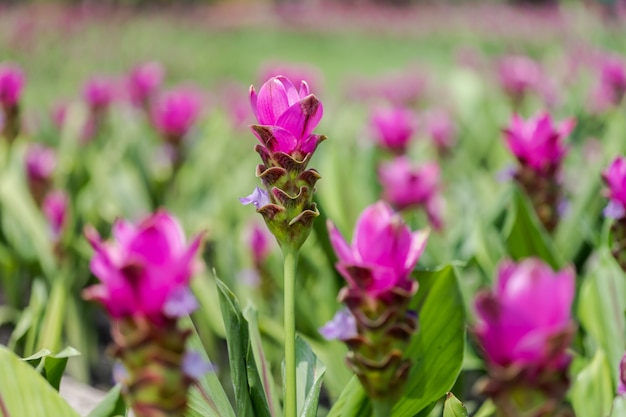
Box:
127, 62, 164, 107
248, 222, 273, 265
370, 106, 417, 154
503, 112, 575, 173
83, 76, 118, 110
378, 157, 443, 230
498, 55, 542, 99
83, 211, 203, 322
474, 258, 575, 370
619, 353, 626, 395
43, 190, 68, 240
603, 156, 626, 219
249, 75, 324, 156
425, 109, 456, 151
151, 87, 203, 141
327, 201, 429, 298
0, 63, 25, 108
25, 144, 56, 183
590, 56, 626, 112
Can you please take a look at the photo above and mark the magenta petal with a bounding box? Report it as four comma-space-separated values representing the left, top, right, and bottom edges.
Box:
256, 78, 290, 125
249, 85, 259, 122
327, 221, 355, 264
129, 213, 186, 265
251, 125, 298, 154
276, 95, 323, 141
403, 229, 430, 273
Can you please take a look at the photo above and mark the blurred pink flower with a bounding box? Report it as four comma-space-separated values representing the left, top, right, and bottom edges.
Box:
602, 156, 626, 219
42, 190, 68, 240
425, 109, 456, 152
378, 157, 443, 230
0, 63, 25, 108
151, 86, 203, 142
249, 75, 324, 157
25, 143, 56, 183
327, 201, 429, 298
590, 55, 626, 113
474, 258, 575, 370
51, 100, 96, 143
83, 210, 203, 322
370, 106, 417, 154
83, 76, 118, 110
503, 112, 575, 174
248, 222, 273, 265
127, 62, 164, 107
347, 71, 426, 106
498, 55, 542, 100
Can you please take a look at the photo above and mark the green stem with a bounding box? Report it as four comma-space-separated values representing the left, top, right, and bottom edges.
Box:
283, 246, 299, 417
372, 400, 393, 417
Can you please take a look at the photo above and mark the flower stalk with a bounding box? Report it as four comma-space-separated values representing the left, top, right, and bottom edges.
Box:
283, 246, 299, 417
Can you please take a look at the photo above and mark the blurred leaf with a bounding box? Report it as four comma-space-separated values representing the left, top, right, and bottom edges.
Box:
293, 336, 326, 417
327, 265, 466, 417
578, 248, 626, 387
183, 316, 236, 417
22, 346, 81, 391
244, 306, 283, 417
217, 279, 271, 417
86, 385, 127, 417
473, 400, 496, 417
443, 393, 468, 417
571, 350, 613, 417
612, 396, 626, 417
9, 279, 47, 354
503, 188, 562, 269
0, 345, 80, 417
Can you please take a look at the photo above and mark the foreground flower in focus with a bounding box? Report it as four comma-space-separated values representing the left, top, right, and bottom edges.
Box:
602, 156, 626, 270
324, 201, 429, 405
474, 258, 575, 417
25, 143, 57, 206
378, 156, 444, 230
504, 112, 575, 233
243, 75, 325, 250
370, 106, 417, 155
83, 211, 206, 417
0, 63, 25, 142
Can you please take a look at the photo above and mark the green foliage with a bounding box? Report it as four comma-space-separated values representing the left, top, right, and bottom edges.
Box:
570, 350, 614, 417
86, 385, 127, 417
21, 346, 80, 391
443, 393, 469, 417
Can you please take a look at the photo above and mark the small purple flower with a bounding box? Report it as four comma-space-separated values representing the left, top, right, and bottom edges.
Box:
163, 286, 198, 318
182, 351, 216, 380
319, 308, 358, 341
239, 187, 270, 209
112, 362, 129, 385
0, 63, 25, 108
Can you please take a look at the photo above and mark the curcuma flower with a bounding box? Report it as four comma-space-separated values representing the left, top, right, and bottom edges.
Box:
474, 258, 575, 416
503, 112, 575, 233
24, 143, 57, 206
378, 156, 444, 230
323, 201, 429, 402
83, 210, 206, 417
242, 75, 325, 250
369, 106, 417, 155
0, 63, 25, 142
602, 157, 626, 270
42, 190, 68, 244
127, 62, 164, 109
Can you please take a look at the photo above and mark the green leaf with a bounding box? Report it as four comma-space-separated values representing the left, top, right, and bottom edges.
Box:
443, 393, 468, 417
473, 399, 496, 417
503, 188, 562, 269
294, 337, 326, 417
327, 265, 466, 417
183, 316, 236, 417
217, 279, 271, 417
571, 350, 613, 417
244, 306, 283, 417
0, 345, 81, 417
86, 385, 127, 417
611, 396, 626, 417
22, 346, 81, 391
578, 248, 626, 387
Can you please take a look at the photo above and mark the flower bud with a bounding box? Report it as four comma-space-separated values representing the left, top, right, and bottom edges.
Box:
369, 106, 417, 155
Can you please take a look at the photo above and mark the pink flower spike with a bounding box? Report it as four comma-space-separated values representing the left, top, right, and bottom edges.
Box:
474, 258, 575, 369
83, 210, 204, 322
83, 76, 118, 110
370, 106, 417, 154
151, 86, 203, 141
0, 63, 25, 107
248, 222, 273, 265
603, 156, 626, 219
43, 190, 68, 241
328, 201, 429, 298
127, 62, 164, 107
498, 55, 542, 99
25, 144, 56, 183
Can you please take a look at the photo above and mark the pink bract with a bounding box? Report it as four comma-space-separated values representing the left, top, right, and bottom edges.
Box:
504, 112, 575, 173
249, 75, 323, 155
83, 76, 118, 109
25, 143, 57, 183
151, 87, 203, 139
84, 211, 203, 322
127, 62, 164, 106
0, 63, 25, 107
370, 106, 417, 154
603, 156, 626, 219
327, 201, 429, 297
474, 258, 575, 369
